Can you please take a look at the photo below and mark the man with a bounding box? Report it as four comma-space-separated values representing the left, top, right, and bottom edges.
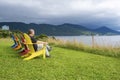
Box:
28, 29, 51, 57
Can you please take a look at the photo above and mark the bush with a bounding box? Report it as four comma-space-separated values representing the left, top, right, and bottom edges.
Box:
0, 30, 11, 38
36, 34, 48, 41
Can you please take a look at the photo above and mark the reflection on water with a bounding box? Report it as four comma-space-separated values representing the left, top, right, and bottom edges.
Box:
54, 35, 120, 47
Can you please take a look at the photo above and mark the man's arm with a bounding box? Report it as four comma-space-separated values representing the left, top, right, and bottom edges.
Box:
37, 40, 48, 45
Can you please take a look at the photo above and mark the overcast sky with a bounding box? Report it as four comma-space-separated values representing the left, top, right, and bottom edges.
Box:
0, 0, 120, 30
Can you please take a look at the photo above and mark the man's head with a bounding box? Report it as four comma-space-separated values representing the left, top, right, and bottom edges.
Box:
28, 29, 35, 36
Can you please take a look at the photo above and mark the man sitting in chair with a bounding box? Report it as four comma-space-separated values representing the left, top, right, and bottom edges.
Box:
28, 29, 51, 57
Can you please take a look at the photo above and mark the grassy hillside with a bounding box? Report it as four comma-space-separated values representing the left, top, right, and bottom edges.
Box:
0, 39, 120, 80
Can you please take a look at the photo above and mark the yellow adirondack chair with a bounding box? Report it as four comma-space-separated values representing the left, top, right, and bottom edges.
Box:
23, 33, 46, 60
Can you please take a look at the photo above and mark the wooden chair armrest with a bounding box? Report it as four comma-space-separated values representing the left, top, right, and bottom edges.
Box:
24, 43, 46, 46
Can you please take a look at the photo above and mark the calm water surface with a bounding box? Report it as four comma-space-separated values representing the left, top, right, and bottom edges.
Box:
54, 35, 120, 47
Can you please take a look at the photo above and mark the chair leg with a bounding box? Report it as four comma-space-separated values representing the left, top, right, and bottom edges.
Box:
23, 48, 46, 60
43, 52, 46, 59
14, 45, 21, 50
21, 53, 30, 58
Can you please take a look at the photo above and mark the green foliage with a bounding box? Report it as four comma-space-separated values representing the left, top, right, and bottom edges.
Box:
12, 30, 23, 34
36, 34, 48, 40
0, 30, 11, 38
2, 32, 8, 38
0, 39, 120, 80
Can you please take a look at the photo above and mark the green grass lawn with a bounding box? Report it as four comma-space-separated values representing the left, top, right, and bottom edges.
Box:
0, 39, 120, 80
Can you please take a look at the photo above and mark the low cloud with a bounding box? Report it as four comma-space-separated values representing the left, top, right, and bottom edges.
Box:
0, 0, 120, 29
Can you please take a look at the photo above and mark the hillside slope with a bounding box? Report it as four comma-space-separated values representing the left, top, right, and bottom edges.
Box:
0, 39, 120, 80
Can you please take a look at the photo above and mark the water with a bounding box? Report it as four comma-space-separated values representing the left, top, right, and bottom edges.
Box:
54, 35, 120, 47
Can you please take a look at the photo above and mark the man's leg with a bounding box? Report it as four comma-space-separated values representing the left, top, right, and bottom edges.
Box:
37, 44, 50, 57
46, 48, 50, 57
46, 45, 52, 51
37, 44, 43, 51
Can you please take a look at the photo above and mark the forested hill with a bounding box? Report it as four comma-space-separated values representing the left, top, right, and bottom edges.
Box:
0, 22, 120, 36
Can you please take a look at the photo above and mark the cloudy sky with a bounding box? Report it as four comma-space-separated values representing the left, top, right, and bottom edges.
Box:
0, 0, 120, 30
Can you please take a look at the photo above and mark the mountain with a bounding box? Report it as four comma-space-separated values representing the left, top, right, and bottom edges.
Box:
93, 26, 120, 35
0, 22, 120, 35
